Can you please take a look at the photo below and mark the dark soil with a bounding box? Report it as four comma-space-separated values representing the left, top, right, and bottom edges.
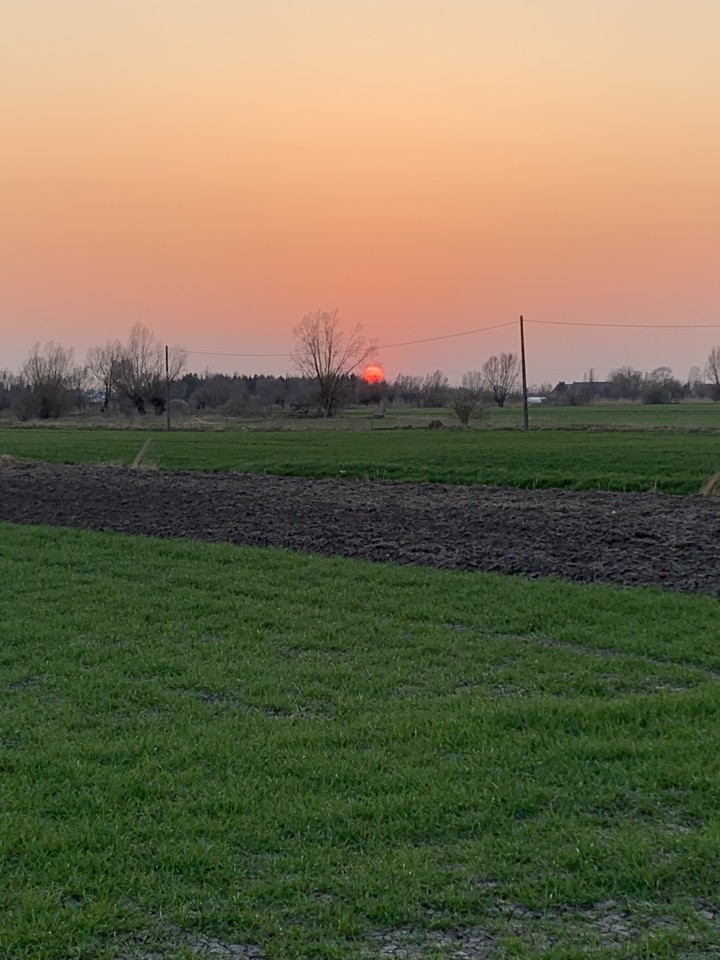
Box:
2, 460, 719, 596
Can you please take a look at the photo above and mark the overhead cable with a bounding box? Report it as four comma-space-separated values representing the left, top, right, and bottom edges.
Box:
527, 319, 720, 329
184, 319, 518, 358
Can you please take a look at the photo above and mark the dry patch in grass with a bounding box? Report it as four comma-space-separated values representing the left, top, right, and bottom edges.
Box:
700, 468, 720, 496
363, 925, 496, 958
110, 900, 720, 959
130, 438, 154, 469
362, 899, 720, 957
115, 929, 267, 959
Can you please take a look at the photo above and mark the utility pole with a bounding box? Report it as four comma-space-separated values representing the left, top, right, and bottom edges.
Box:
165, 345, 171, 432
520, 315, 529, 430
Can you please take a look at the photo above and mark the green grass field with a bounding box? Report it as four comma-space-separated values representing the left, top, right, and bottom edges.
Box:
2, 522, 720, 958
357, 401, 720, 432
2, 426, 720, 494
3, 400, 720, 433
493, 401, 720, 431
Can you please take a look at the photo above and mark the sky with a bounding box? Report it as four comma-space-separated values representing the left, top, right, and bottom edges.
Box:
2, 0, 720, 386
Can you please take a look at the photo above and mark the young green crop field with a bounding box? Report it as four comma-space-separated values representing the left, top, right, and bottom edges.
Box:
1, 425, 719, 494
2, 522, 720, 958
3, 400, 720, 433
349, 401, 720, 432
488, 402, 720, 431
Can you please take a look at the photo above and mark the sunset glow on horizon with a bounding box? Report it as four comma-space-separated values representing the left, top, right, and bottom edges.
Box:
2, 1, 720, 384
363, 364, 385, 384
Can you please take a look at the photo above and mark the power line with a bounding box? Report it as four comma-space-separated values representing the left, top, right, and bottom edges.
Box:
377, 320, 516, 349
527, 319, 720, 329
185, 319, 518, 358
182, 316, 719, 361
187, 349, 291, 357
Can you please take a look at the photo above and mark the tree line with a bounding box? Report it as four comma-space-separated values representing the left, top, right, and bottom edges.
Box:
1, 312, 719, 421
554, 363, 720, 406
1, 325, 187, 420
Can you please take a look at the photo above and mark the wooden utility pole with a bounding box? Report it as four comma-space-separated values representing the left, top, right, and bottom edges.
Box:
165, 345, 171, 432
520, 315, 529, 430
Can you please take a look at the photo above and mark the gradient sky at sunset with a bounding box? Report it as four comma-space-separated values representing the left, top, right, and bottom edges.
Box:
3, 0, 720, 384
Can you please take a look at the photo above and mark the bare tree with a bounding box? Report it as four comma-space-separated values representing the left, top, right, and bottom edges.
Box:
87, 339, 124, 410
115, 323, 160, 413
461, 370, 484, 395
641, 367, 683, 404
0, 370, 22, 415
420, 370, 449, 407
115, 324, 187, 414
706, 346, 720, 400
292, 309, 374, 416
686, 365, 704, 398
451, 371, 484, 425
388, 373, 423, 405
482, 352, 519, 407
66, 364, 89, 411
16, 341, 82, 419
608, 366, 643, 401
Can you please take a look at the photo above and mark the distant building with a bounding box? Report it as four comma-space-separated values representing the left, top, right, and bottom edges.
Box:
551, 381, 611, 403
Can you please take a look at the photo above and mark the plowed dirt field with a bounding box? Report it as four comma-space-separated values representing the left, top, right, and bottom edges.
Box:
2, 460, 719, 596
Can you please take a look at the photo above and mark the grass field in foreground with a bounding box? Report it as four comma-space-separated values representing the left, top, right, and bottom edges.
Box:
2, 522, 720, 958
2, 426, 720, 494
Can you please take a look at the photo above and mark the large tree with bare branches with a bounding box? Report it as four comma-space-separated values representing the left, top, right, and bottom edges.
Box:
86, 339, 124, 410
114, 324, 187, 414
292, 309, 375, 416
482, 352, 520, 407
17, 341, 86, 419
706, 345, 720, 400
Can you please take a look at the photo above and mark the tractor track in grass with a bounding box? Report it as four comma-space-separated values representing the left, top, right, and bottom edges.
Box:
1, 460, 719, 596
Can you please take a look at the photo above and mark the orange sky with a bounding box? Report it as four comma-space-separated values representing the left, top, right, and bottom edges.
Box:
2, 0, 720, 383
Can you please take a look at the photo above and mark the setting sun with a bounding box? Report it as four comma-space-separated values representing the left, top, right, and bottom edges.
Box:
363, 364, 385, 384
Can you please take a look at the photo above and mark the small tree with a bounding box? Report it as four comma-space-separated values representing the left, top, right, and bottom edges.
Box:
451, 371, 484, 425
292, 309, 374, 416
482, 352, 519, 407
